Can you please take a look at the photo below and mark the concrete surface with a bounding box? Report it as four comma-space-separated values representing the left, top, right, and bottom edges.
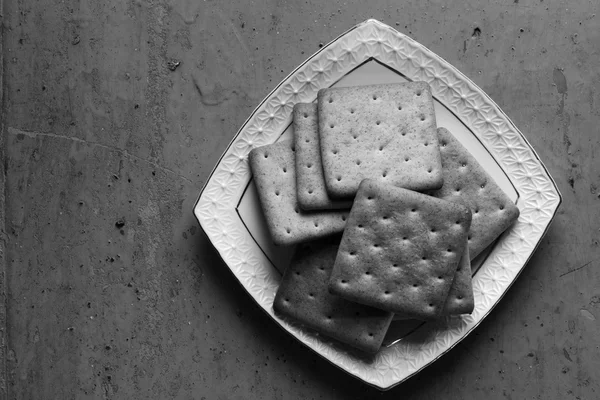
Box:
2, 0, 600, 398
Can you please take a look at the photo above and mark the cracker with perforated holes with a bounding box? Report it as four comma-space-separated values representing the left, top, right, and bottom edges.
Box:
317, 82, 443, 198
273, 236, 393, 354
428, 128, 520, 259
329, 179, 472, 320
394, 245, 474, 320
248, 140, 348, 246
293, 103, 353, 210
442, 244, 474, 315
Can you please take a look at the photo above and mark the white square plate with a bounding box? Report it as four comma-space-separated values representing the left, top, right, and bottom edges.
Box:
194, 19, 561, 390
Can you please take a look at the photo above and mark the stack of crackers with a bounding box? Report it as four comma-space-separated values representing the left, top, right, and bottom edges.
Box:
249, 82, 520, 354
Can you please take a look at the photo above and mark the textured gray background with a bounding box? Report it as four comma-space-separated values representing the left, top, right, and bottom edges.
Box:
2, 0, 600, 399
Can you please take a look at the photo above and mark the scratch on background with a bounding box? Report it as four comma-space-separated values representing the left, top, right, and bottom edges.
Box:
559, 258, 598, 278
8, 127, 196, 185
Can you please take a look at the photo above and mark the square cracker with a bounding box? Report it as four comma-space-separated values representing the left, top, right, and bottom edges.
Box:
273, 237, 393, 354
394, 244, 474, 320
293, 103, 353, 210
329, 180, 472, 320
428, 128, 520, 259
442, 244, 474, 316
248, 140, 348, 246
317, 82, 443, 198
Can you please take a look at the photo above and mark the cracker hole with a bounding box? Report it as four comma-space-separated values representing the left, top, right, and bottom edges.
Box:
294, 207, 299, 214
341, 216, 346, 221
319, 266, 324, 271
330, 124, 335, 129
264, 153, 269, 158
441, 142, 447, 147
383, 216, 388, 220
303, 113, 308, 118
422, 256, 427, 260
429, 304, 434, 307
307, 163, 312, 168
349, 251, 356, 256
403, 237, 407, 240
341, 280, 346, 284
295, 271, 300, 276
382, 172, 387, 178
353, 135, 358, 140
420, 114, 426, 121
328, 98, 333, 103
367, 196, 373, 200
474, 209, 479, 214
456, 188, 461, 193
431, 228, 436, 233
405, 157, 410, 162
336, 176, 341, 181
411, 208, 416, 212
305, 139, 310, 143
461, 162, 467, 167
427, 168, 432, 173
284, 298, 289, 302
468, 235, 472, 240
275, 190, 280, 196
447, 249, 452, 253
365, 271, 371, 275
457, 295, 464, 300
376, 121, 381, 125
437, 276, 442, 280
401, 131, 406, 136
372, 95, 377, 100
286, 228, 291, 234
373, 244, 379, 248
314, 222, 319, 227
356, 160, 361, 165
291, 147, 295, 152
350, 109, 355, 114
308, 190, 313, 194
424, 142, 429, 146
309, 293, 314, 297
416, 90, 422, 96
398, 105, 403, 110
368, 333, 373, 337
283, 167, 287, 173
413, 283, 418, 288
358, 224, 364, 228
499, 205, 505, 210
384, 291, 390, 295
332, 150, 338, 155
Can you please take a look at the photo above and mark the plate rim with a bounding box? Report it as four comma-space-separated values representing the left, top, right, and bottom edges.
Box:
193, 18, 562, 390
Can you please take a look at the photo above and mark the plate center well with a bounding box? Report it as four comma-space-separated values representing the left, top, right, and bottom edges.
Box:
236, 59, 519, 343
